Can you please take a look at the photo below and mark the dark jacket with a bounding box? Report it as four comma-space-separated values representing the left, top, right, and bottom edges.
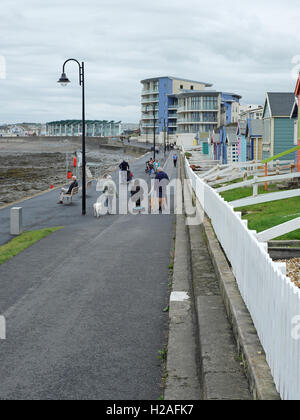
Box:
67, 180, 78, 194
155, 171, 170, 198
119, 161, 129, 171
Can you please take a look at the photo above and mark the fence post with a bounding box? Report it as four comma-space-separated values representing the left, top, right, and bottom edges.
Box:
253, 176, 258, 197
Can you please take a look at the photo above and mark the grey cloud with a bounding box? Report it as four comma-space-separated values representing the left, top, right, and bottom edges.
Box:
0, 0, 300, 123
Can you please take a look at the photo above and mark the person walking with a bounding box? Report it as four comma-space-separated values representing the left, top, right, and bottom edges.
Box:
154, 167, 170, 212
173, 153, 178, 167
119, 159, 130, 184
153, 159, 160, 174
102, 174, 117, 214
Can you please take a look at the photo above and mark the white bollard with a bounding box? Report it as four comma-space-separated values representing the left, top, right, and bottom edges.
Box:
10, 207, 23, 236
0, 316, 6, 340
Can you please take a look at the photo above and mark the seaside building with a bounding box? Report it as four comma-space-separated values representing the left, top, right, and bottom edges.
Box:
245, 119, 263, 160
140, 76, 212, 144
239, 105, 263, 121
293, 73, 300, 170
220, 93, 242, 125
139, 76, 241, 147
176, 91, 241, 146
46, 120, 121, 137
262, 92, 296, 161
236, 120, 247, 162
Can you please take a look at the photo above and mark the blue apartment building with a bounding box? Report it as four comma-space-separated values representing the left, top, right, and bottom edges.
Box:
140, 76, 241, 144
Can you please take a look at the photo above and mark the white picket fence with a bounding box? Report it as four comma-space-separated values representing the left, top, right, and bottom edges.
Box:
185, 158, 300, 400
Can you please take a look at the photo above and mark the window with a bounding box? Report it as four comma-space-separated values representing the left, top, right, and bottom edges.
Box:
191, 96, 201, 110
191, 112, 201, 122
180, 85, 183, 89
203, 96, 218, 110
202, 112, 218, 122
191, 86, 194, 90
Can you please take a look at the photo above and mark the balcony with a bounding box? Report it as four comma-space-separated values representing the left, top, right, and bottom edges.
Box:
142, 123, 159, 128
141, 89, 159, 96
177, 120, 217, 125
168, 115, 177, 119
177, 107, 219, 113
141, 97, 159, 104
141, 114, 158, 120
142, 106, 158, 112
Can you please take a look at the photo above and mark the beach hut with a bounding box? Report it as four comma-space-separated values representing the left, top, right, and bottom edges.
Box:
236, 120, 247, 162
245, 119, 263, 161
262, 92, 296, 161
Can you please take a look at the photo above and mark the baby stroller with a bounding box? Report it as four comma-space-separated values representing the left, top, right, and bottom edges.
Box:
145, 161, 154, 176
127, 170, 133, 182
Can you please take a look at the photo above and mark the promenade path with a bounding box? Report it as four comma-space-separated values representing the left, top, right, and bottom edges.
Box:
0, 152, 176, 400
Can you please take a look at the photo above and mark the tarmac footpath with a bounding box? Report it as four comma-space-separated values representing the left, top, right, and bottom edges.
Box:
0, 152, 176, 400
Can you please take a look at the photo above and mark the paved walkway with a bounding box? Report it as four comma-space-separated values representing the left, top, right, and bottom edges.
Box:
0, 153, 176, 399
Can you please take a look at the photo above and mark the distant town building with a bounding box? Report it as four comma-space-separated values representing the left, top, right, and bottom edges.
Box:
121, 123, 139, 132
0, 123, 46, 137
120, 123, 139, 136
46, 120, 122, 137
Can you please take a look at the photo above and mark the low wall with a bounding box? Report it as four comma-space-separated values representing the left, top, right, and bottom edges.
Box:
0, 136, 148, 156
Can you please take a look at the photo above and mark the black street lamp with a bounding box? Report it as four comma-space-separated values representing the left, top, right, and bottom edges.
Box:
166, 118, 169, 151
146, 103, 156, 160
58, 58, 86, 216
160, 117, 167, 158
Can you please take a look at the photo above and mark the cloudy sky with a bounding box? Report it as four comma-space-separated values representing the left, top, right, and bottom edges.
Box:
1, 0, 300, 124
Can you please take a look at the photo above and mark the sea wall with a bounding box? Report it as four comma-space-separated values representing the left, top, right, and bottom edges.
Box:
0, 136, 148, 156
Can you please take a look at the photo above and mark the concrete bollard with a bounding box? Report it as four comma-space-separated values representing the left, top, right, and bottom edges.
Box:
10, 207, 23, 236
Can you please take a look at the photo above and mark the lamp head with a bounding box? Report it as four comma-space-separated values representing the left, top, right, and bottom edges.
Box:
57, 72, 71, 87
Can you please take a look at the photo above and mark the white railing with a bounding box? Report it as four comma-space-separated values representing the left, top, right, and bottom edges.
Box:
185, 157, 300, 400
229, 188, 300, 208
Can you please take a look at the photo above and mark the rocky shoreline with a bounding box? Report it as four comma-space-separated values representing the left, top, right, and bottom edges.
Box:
0, 139, 135, 206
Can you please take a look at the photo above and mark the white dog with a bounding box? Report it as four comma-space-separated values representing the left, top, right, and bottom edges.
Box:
93, 201, 103, 218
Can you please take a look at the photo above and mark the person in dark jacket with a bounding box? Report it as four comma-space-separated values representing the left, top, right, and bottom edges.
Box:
57, 176, 78, 204
155, 168, 170, 211
119, 160, 130, 184
119, 160, 130, 171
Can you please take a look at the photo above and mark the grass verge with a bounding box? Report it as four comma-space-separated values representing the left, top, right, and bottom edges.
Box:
220, 183, 279, 202
236, 197, 300, 240
0, 227, 63, 265
213, 176, 254, 189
